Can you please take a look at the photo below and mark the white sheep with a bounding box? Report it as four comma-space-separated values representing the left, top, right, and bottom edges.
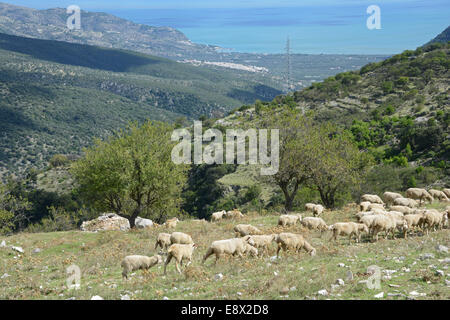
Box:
368, 203, 385, 211
300, 217, 328, 234
278, 214, 302, 227
403, 213, 425, 238
121, 255, 163, 279
382, 192, 403, 204
329, 222, 369, 243
170, 232, 194, 245
164, 217, 180, 229
389, 205, 413, 215
154, 233, 172, 251
405, 188, 433, 205
361, 194, 384, 204
211, 210, 227, 222
234, 224, 262, 237
419, 210, 446, 234
305, 203, 316, 212
163, 243, 197, 274
243, 234, 277, 256
370, 215, 397, 241
202, 237, 257, 265
393, 197, 418, 208
443, 189, 450, 199
313, 204, 324, 217
275, 233, 316, 257
226, 209, 244, 219
428, 189, 449, 202
359, 201, 372, 212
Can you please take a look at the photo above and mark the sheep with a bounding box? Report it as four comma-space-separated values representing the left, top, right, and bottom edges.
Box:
226, 209, 244, 219
419, 210, 446, 234
372, 208, 387, 215
383, 192, 403, 204
313, 204, 324, 217
368, 203, 385, 211
356, 211, 376, 221
202, 237, 256, 265
329, 222, 369, 243
361, 194, 384, 204
403, 213, 425, 238
385, 212, 409, 234
370, 215, 397, 241
359, 201, 372, 212
405, 188, 433, 205
275, 233, 316, 257
154, 233, 172, 251
243, 234, 277, 256
360, 215, 378, 229
211, 210, 227, 222
393, 197, 418, 208
121, 255, 163, 279
233, 224, 262, 237
165, 217, 180, 229
170, 232, 194, 245
389, 205, 413, 215
278, 214, 302, 227
300, 217, 328, 234
428, 189, 449, 202
305, 203, 316, 212
444, 189, 450, 198
163, 243, 197, 274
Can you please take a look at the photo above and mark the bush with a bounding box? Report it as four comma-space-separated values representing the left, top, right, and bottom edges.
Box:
24, 207, 82, 233
49, 154, 69, 168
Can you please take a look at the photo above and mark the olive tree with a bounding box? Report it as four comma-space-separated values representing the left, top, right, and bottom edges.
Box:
71, 121, 188, 227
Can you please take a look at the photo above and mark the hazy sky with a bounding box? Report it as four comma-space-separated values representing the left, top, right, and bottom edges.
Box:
3, 0, 446, 10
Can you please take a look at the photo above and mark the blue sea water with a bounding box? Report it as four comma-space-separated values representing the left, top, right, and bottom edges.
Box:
107, 2, 450, 55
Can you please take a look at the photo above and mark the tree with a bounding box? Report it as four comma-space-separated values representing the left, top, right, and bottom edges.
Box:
0, 183, 31, 234
71, 121, 188, 227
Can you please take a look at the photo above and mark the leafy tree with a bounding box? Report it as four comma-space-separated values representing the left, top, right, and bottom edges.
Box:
0, 183, 31, 233
49, 154, 69, 168
71, 121, 188, 227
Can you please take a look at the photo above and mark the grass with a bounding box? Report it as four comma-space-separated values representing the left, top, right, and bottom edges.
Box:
0, 203, 448, 300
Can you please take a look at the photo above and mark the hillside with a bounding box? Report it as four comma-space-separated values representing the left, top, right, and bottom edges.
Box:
0, 32, 282, 177
426, 26, 450, 46
0, 202, 448, 300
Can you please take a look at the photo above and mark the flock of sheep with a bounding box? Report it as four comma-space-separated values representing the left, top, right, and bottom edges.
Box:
120, 188, 450, 279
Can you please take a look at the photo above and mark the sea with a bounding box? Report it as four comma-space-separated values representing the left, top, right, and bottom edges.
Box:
106, 1, 450, 55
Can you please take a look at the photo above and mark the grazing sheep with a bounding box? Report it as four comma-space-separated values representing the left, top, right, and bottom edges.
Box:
372, 208, 387, 215
403, 213, 425, 238
370, 215, 397, 241
385, 212, 409, 234
234, 224, 262, 237
202, 238, 256, 265
368, 203, 385, 211
164, 243, 197, 274
155, 233, 172, 251
170, 232, 194, 245
428, 189, 449, 202
329, 222, 369, 243
389, 205, 413, 215
226, 209, 244, 219
305, 203, 316, 212
165, 217, 180, 229
419, 210, 446, 234
361, 194, 384, 204
356, 211, 375, 221
313, 204, 324, 217
243, 234, 277, 256
360, 215, 378, 229
405, 188, 433, 205
121, 255, 163, 279
383, 192, 403, 204
278, 214, 302, 227
211, 210, 227, 222
360, 201, 372, 212
275, 233, 316, 257
393, 197, 418, 208
300, 217, 328, 233
443, 189, 450, 198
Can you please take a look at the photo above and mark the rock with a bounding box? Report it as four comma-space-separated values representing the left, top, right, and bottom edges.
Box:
214, 273, 224, 281
435, 270, 444, 277
387, 293, 403, 297
66, 297, 76, 300
317, 289, 328, 296
445, 279, 450, 286
388, 284, 400, 288
0, 240, 6, 247
163, 296, 169, 300
80, 213, 130, 232
419, 253, 435, 260
135, 217, 153, 229
441, 258, 450, 264
401, 267, 410, 273
269, 256, 278, 262
273, 271, 279, 276
236, 292, 242, 296
1, 273, 10, 279
32, 248, 41, 254
120, 294, 131, 300
374, 292, 384, 298
11, 246, 24, 253
338, 263, 346, 267
279, 287, 289, 295
290, 286, 296, 291
335, 279, 345, 286
409, 291, 426, 297
436, 245, 448, 253
346, 270, 354, 281
91, 295, 104, 300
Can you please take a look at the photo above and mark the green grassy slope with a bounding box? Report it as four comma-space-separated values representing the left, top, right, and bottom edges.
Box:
0, 202, 448, 300
0, 32, 282, 177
